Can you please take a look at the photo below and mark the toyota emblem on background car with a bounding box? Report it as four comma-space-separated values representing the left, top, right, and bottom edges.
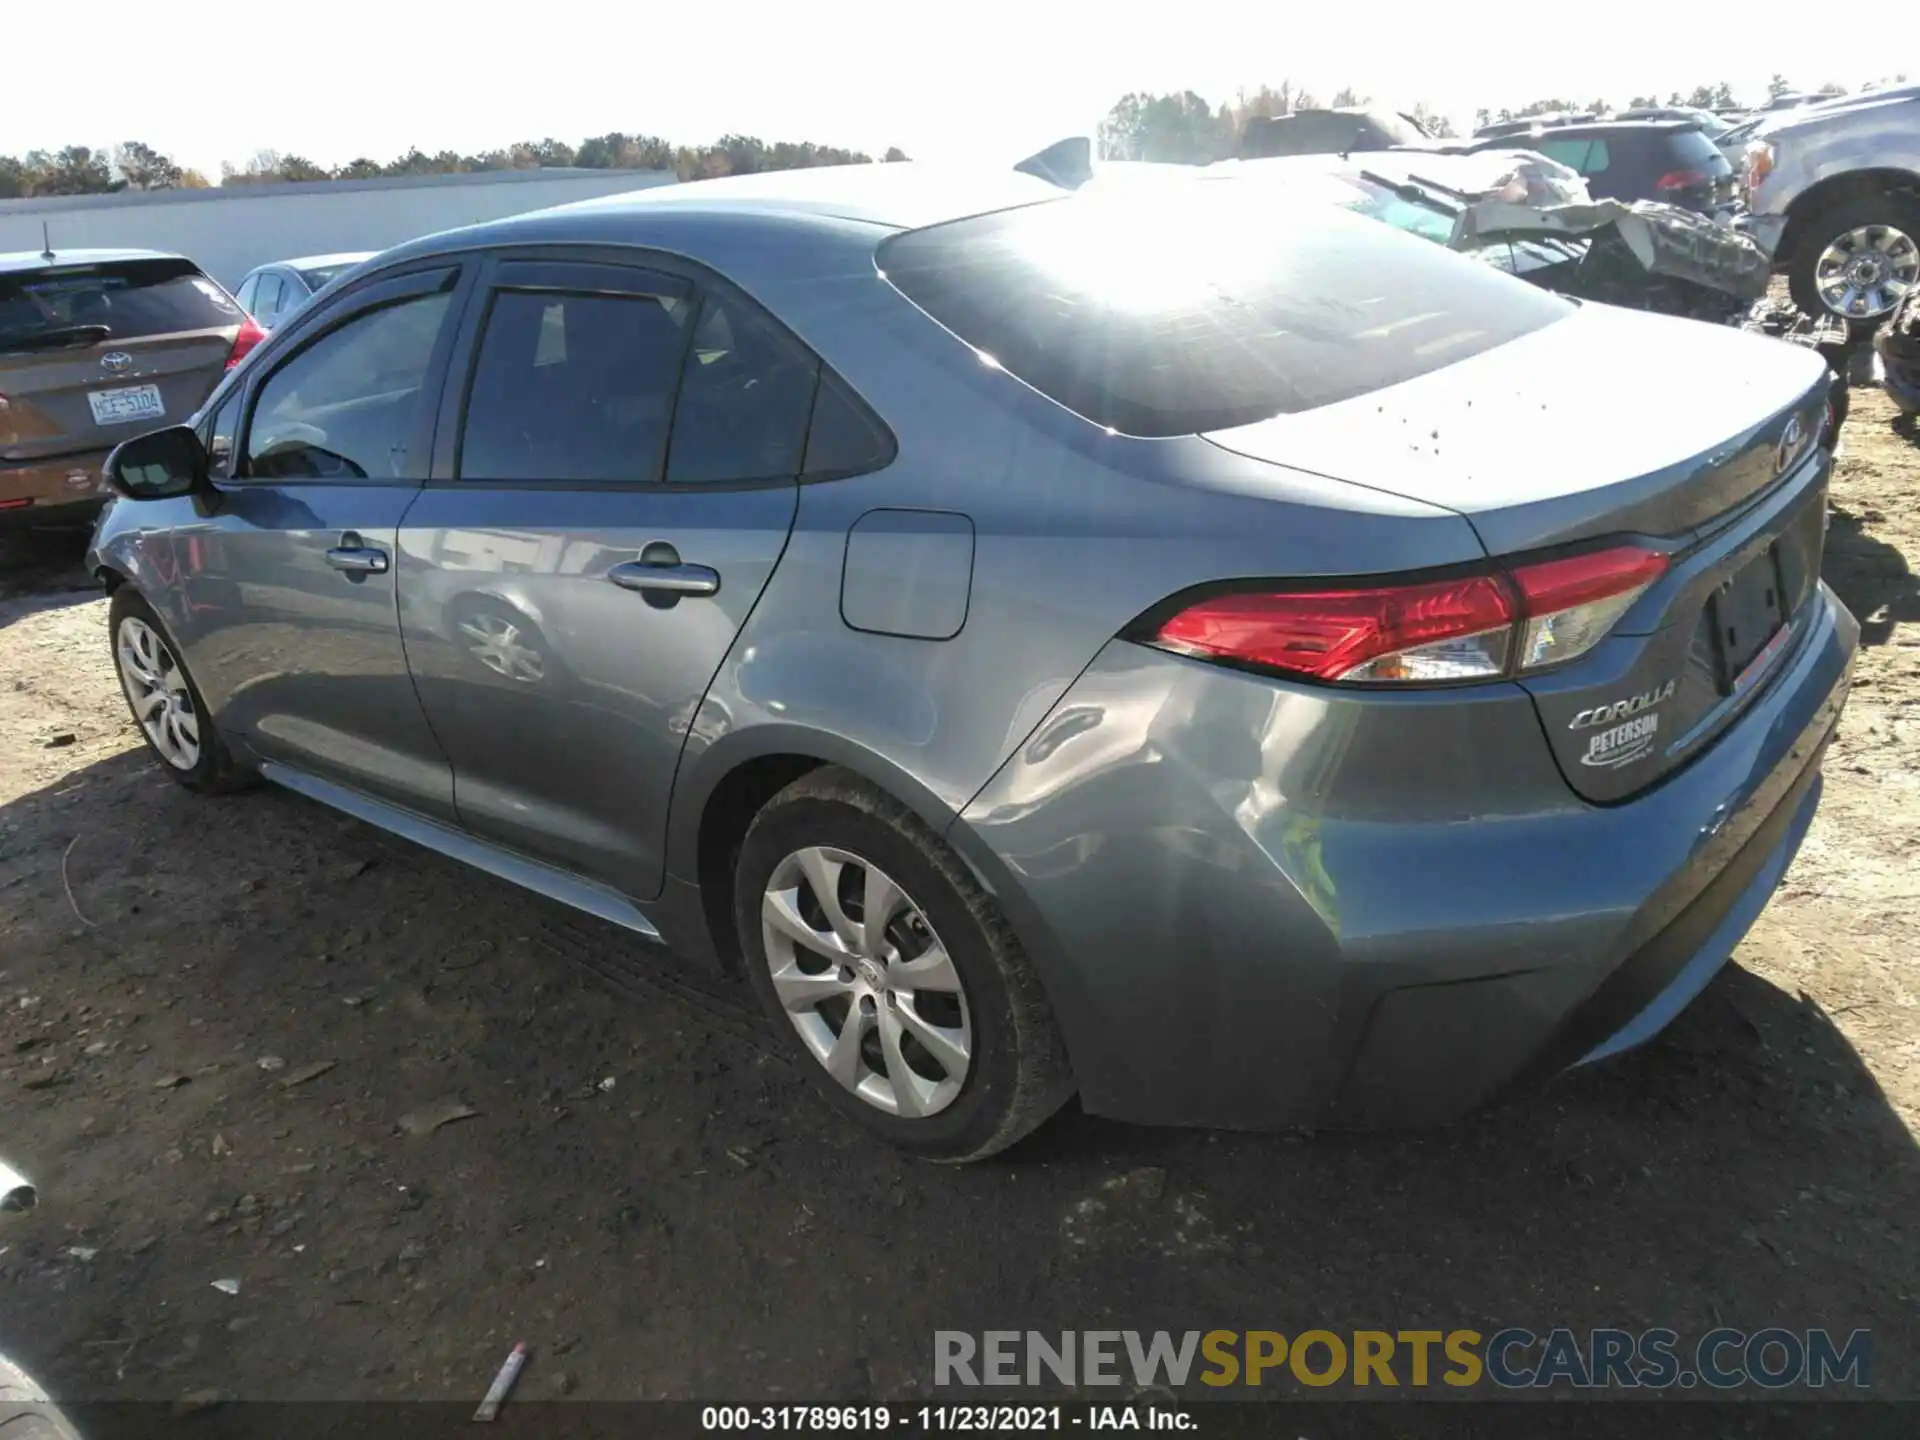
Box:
1775, 415, 1805, 474
100, 351, 134, 373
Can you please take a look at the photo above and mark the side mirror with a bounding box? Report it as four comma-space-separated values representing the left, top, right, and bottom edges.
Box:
104, 424, 209, 502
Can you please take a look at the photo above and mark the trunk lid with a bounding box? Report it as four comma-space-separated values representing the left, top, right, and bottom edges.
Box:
1203, 302, 1830, 556
1, 257, 240, 462
1205, 302, 1835, 801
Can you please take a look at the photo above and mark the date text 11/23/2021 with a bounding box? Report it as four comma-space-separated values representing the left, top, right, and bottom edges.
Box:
700, 1407, 1190, 1432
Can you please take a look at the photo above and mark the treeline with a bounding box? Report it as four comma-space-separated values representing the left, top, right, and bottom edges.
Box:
1097, 84, 1454, 163
0, 132, 911, 199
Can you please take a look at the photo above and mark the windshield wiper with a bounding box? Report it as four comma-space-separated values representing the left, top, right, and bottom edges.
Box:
0, 324, 112, 356
1357, 170, 1460, 218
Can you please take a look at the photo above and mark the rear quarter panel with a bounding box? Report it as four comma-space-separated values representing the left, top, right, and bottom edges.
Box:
662, 227, 1490, 879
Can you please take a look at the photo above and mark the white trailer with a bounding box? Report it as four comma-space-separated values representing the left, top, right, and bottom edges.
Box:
0, 167, 677, 289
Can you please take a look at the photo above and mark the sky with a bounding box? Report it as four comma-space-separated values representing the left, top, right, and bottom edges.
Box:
2, 0, 1892, 180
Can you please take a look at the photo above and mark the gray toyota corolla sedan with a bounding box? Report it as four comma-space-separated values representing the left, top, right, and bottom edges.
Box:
87, 164, 1856, 1160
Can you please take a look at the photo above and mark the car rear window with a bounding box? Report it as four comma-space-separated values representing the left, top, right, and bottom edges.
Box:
877, 187, 1572, 437
1668, 126, 1733, 173
0, 258, 238, 354
298, 261, 360, 290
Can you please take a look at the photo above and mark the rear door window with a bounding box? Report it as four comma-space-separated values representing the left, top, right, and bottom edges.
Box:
665, 292, 819, 484
0, 258, 240, 355
457, 277, 692, 484
878, 185, 1571, 436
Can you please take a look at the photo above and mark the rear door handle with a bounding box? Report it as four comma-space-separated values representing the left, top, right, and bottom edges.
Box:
607, 560, 720, 598
325, 546, 389, 575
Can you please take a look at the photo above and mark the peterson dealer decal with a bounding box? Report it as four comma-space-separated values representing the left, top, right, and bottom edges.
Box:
1581, 712, 1661, 768
1571, 679, 1676, 769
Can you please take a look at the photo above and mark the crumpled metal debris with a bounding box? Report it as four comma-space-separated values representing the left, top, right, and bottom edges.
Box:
1874, 287, 1920, 415
1455, 197, 1773, 308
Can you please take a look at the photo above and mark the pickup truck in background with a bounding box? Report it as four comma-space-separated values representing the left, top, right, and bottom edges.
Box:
1743, 85, 1920, 334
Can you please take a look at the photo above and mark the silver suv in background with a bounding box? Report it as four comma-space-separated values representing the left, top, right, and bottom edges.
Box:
233, 252, 375, 332
1743, 85, 1920, 331
2, 249, 261, 528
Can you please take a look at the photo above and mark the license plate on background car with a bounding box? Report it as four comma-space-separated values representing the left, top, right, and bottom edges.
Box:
1711, 547, 1787, 691
86, 385, 165, 426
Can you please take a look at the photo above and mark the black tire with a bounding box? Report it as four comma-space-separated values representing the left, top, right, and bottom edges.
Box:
735, 767, 1073, 1162
0, 1353, 84, 1439
1787, 189, 1920, 337
108, 589, 253, 793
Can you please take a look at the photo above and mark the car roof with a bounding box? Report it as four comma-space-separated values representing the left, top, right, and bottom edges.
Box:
272, 251, 378, 271
1504, 119, 1699, 138
379, 162, 1068, 269
0, 247, 192, 276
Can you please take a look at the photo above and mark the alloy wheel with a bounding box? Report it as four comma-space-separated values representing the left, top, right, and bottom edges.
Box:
760, 845, 973, 1118
1815, 224, 1919, 320
116, 616, 201, 771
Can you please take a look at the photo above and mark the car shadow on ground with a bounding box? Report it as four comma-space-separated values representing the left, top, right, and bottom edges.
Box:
2, 745, 1916, 1403
1823, 499, 1919, 647
0, 530, 98, 628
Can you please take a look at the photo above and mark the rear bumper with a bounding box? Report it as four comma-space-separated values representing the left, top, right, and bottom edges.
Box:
953, 582, 1856, 1129
0, 452, 112, 530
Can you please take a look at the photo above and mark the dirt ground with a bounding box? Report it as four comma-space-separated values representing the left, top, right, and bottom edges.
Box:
1, 392, 1917, 1409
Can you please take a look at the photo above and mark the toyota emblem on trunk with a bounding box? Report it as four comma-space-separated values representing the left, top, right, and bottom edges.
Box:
1774, 416, 1804, 475
100, 351, 134, 374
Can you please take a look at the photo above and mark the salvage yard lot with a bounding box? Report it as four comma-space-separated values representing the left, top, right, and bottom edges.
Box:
2, 393, 1918, 1404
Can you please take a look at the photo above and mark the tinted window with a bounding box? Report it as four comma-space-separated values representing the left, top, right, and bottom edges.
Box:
803, 372, 895, 478
1669, 127, 1733, 173
234, 275, 260, 315
0, 258, 239, 354
298, 261, 360, 291
245, 291, 451, 481
1537, 138, 1608, 172
879, 187, 1571, 436
253, 274, 286, 319
459, 288, 689, 483
666, 293, 819, 484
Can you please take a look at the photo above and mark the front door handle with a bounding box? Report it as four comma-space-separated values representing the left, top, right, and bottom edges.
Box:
325, 546, 389, 576
607, 560, 720, 598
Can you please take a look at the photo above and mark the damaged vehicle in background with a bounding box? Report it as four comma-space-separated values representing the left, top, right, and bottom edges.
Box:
1201, 148, 1854, 432
1238, 107, 1429, 159
1876, 286, 1920, 416
1741, 84, 1920, 333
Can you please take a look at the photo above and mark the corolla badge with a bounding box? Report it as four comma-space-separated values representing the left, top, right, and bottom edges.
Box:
100, 351, 134, 374
1568, 679, 1676, 730
1774, 415, 1805, 476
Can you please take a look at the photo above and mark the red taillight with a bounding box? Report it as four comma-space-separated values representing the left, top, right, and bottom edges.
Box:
1149, 546, 1668, 686
226, 317, 267, 370
1154, 574, 1516, 684
1654, 169, 1708, 191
